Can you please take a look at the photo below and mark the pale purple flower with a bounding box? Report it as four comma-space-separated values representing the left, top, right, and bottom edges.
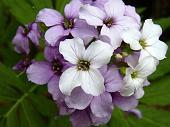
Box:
12, 23, 40, 54
80, 0, 108, 9
79, 0, 139, 49
36, 0, 98, 46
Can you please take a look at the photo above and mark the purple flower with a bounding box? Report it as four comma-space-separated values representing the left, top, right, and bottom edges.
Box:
26, 46, 71, 101
79, 0, 140, 49
36, 0, 98, 46
12, 23, 40, 54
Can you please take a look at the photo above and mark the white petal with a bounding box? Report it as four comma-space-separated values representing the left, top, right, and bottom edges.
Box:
101, 25, 122, 50
84, 40, 113, 68
122, 29, 142, 50
136, 56, 158, 77
134, 88, 144, 99
145, 40, 168, 60
141, 19, 162, 41
120, 75, 144, 96
59, 66, 81, 96
104, 0, 125, 17
81, 69, 105, 96
139, 49, 151, 62
79, 4, 105, 26
59, 38, 85, 64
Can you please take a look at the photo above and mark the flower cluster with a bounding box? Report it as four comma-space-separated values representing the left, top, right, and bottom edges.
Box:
12, 0, 168, 127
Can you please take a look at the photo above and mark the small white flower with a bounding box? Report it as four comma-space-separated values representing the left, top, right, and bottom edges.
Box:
122, 19, 168, 61
120, 56, 158, 96
59, 38, 113, 96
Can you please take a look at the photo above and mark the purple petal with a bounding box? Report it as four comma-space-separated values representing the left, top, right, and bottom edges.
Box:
65, 87, 93, 110
112, 92, 138, 111
36, 8, 63, 26
124, 52, 140, 68
128, 109, 142, 119
27, 23, 40, 46
64, 0, 82, 18
48, 76, 65, 103
125, 5, 141, 27
90, 92, 113, 117
90, 112, 111, 126
100, 66, 123, 92
45, 25, 69, 46
44, 46, 61, 62
13, 58, 32, 72
70, 110, 91, 127
57, 101, 75, 115
71, 19, 98, 39
26, 61, 54, 85
12, 26, 30, 54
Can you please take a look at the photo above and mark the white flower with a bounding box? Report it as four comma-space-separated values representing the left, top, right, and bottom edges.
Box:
59, 38, 113, 96
120, 56, 158, 96
122, 19, 168, 61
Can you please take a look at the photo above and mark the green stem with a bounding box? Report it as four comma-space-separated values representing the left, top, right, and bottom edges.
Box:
4, 85, 38, 118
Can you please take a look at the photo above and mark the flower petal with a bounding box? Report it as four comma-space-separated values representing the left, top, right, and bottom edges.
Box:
64, 0, 81, 18
90, 92, 113, 117
59, 66, 81, 96
104, 0, 125, 17
45, 25, 67, 46
59, 38, 85, 64
134, 88, 144, 99
36, 8, 63, 26
81, 69, 105, 96
70, 110, 91, 127
71, 19, 98, 39
122, 29, 142, 50
26, 62, 54, 85
112, 92, 138, 111
47, 76, 64, 103
84, 40, 113, 68
65, 87, 93, 110
136, 56, 158, 77
101, 25, 122, 50
141, 19, 162, 41
146, 40, 168, 60
79, 4, 105, 26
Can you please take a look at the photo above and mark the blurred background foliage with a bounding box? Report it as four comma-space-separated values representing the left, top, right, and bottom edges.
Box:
0, 0, 170, 127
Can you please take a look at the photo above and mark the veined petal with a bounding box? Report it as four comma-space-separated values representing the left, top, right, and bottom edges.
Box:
90, 92, 113, 117
122, 29, 142, 50
59, 38, 85, 64
145, 40, 168, 60
59, 66, 81, 96
45, 26, 67, 46
26, 62, 54, 85
104, 0, 125, 17
79, 4, 105, 26
81, 69, 105, 96
36, 8, 63, 26
65, 87, 93, 110
136, 56, 158, 77
84, 40, 113, 69
141, 19, 162, 41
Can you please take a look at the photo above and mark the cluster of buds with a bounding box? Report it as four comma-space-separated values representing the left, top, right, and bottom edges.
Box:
12, 0, 168, 127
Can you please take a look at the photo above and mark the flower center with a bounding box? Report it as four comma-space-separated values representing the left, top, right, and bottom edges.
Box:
77, 60, 90, 71
104, 18, 113, 27
131, 71, 138, 79
63, 18, 74, 29
139, 39, 147, 49
52, 60, 63, 75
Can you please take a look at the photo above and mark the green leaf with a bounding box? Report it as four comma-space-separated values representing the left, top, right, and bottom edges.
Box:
141, 75, 170, 106
108, 108, 130, 127
149, 41, 170, 80
49, 116, 71, 127
155, 17, 170, 31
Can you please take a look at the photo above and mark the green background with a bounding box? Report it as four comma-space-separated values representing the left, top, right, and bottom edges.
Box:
0, 0, 170, 127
